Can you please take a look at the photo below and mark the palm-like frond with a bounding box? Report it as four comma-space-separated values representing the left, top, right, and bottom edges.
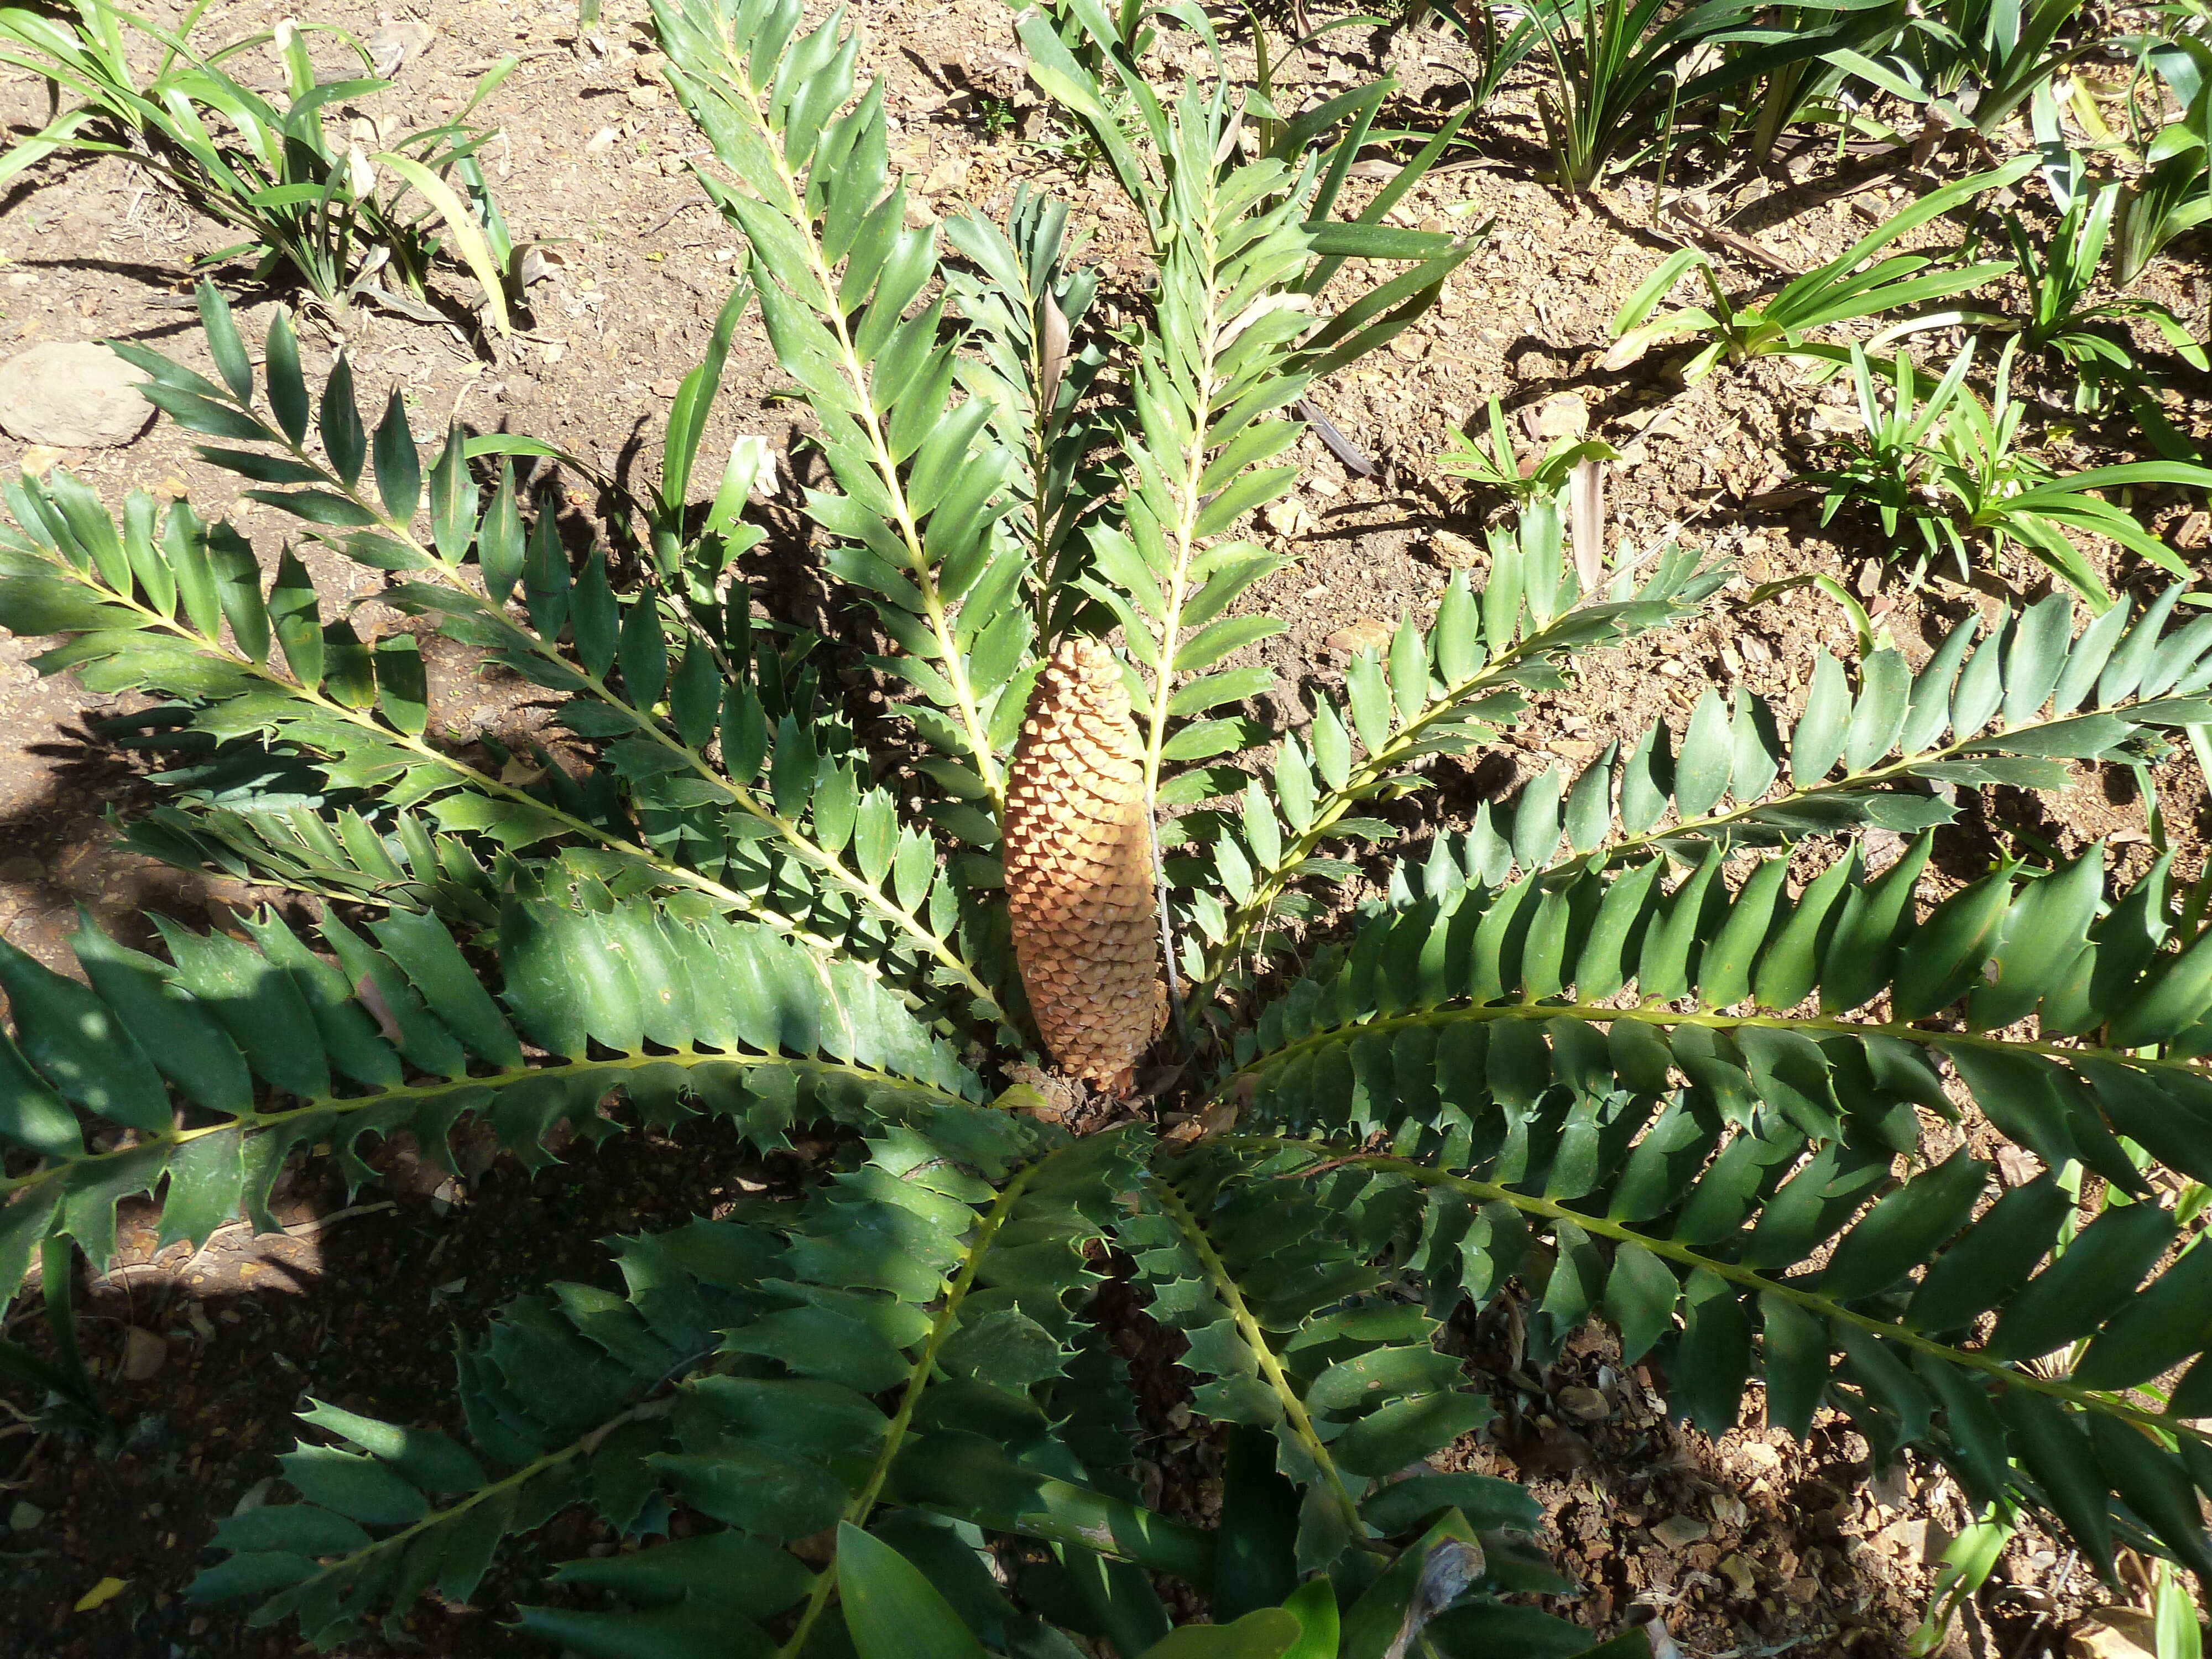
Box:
1222, 846, 2212, 1582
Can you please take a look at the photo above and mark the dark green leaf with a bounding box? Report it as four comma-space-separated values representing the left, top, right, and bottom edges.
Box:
268, 548, 324, 690
373, 389, 421, 523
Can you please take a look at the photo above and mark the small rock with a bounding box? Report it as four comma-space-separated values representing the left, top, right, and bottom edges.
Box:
1532, 391, 1589, 441
1785, 1575, 1821, 1605
1879, 1517, 1946, 1563
1652, 1515, 1710, 1550
2175, 510, 2209, 550
17, 443, 72, 477
585, 126, 620, 155
0, 342, 154, 447
1808, 403, 1863, 440
1708, 1492, 1747, 1528
1718, 1553, 1756, 1598
8, 1500, 44, 1531
1426, 529, 1481, 568
627, 82, 663, 107
2068, 1610, 2159, 1659
1262, 498, 1312, 538
364, 19, 431, 77
1324, 617, 1393, 656
1556, 1385, 1609, 1422
120, 1327, 166, 1381
1869, 1461, 1912, 1510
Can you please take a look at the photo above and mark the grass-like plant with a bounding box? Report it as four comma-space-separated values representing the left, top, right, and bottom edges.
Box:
9, 4, 2212, 1655
1827, 0, 2098, 138
1517, 0, 1765, 193
2115, 36, 2211, 284
1434, 396, 1618, 514
1806, 337, 2212, 604
1604, 156, 2033, 380
2002, 170, 2208, 404
0, 0, 515, 327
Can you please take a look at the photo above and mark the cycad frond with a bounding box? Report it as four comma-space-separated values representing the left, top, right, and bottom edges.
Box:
655, 0, 1027, 809
1418, 588, 2212, 899
0, 380, 1003, 1024
0, 897, 978, 1305
1222, 847, 2212, 1581
191, 1123, 1172, 1651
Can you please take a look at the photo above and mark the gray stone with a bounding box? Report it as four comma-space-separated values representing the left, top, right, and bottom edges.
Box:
7, 1500, 44, 1531
0, 341, 153, 447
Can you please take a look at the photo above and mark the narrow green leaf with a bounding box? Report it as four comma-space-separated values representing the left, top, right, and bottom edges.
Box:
1820, 1147, 1987, 1302
375, 635, 429, 735
620, 597, 669, 707
198, 279, 253, 404
1604, 1241, 1678, 1363
1759, 1292, 1829, 1438
1752, 852, 1858, 1013
1995, 1390, 2115, 1581
1890, 866, 2016, 1021
1842, 649, 1910, 773
1988, 1199, 2176, 1360
319, 353, 367, 487
837, 1521, 992, 1659
268, 547, 324, 689
264, 310, 309, 445
479, 459, 523, 603
1672, 1268, 1750, 1436
0, 934, 170, 1131
1791, 652, 1849, 784
1673, 690, 1733, 818
1905, 1173, 2069, 1333
70, 911, 251, 1115
372, 389, 421, 523
1818, 834, 1932, 1013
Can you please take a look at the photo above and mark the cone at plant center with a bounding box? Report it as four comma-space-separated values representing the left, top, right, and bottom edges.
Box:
1003, 639, 1166, 1095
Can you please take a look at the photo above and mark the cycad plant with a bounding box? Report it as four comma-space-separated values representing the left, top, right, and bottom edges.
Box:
7, 4, 2212, 1656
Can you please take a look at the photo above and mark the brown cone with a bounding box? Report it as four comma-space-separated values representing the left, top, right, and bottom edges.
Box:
1003, 639, 1166, 1095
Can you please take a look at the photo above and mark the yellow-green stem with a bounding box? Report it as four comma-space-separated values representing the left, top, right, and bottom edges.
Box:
774, 1158, 1042, 1657
1220, 1135, 2211, 1447
1149, 1175, 1371, 1549
0, 1047, 980, 1213
1220, 998, 2212, 1095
